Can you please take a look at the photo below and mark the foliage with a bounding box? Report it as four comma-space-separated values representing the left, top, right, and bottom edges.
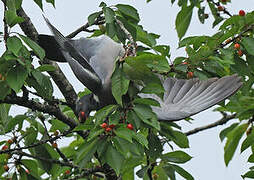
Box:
0, 0, 254, 179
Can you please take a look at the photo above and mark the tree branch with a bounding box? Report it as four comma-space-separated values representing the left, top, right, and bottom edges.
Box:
16, 8, 78, 110
66, 12, 104, 38
0, 128, 73, 154
185, 113, 237, 136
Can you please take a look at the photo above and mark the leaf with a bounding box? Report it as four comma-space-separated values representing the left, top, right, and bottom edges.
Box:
19, 34, 45, 60
114, 127, 133, 143
224, 123, 248, 166
105, 144, 125, 175
6, 115, 26, 133
6, 65, 28, 93
175, 5, 193, 39
167, 164, 194, 180
242, 37, 254, 56
26, 70, 53, 99
116, 4, 140, 22
103, 7, 115, 23
133, 133, 148, 149
111, 66, 130, 106
161, 151, 192, 164
4, 10, 24, 27
34, 144, 53, 173
36, 64, 56, 72
219, 123, 239, 142
76, 138, 100, 166
133, 104, 160, 130
133, 98, 160, 107
46, 0, 55, 7
33, 0, 43, 10
242, 171, 254, 179
88, 12, 101, 26
146, 132, 163, 158
241, 130, 254, 153
94, 105, 117, 126
0, 81, 11, 100
7, 36, 23, 56
21, 159, 39, 178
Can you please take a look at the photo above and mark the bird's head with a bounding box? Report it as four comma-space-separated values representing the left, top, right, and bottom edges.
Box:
75, 94, 99, 122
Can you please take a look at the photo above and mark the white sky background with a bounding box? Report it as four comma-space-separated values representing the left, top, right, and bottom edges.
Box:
0, 0, 253, 179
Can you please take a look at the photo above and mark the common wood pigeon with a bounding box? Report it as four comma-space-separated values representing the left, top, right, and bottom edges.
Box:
39, 17, 242, 122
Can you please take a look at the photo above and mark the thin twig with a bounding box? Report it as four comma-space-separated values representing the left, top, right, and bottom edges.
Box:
3, 0, 8, 47
185, 113, 236, 136
220, 24, 254, 48
66, 12, 104, 38
0, 129, 73, 154
116, 19, 136, 57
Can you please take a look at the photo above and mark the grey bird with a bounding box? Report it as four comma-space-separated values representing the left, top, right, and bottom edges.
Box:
39, 17, 243, 122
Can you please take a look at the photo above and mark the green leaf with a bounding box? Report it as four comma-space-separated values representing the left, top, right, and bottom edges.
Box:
167, 164, 194, 180
111, 66, 130, 106
224, 123, 248, 166
7, 36, 23, 56
94, 105, 117, 126
26, 70, 53, 99
24, 127, 38, 146
146, 132, 163, 158
133, 98, 160, 107
136, 26, 158, 47
6, 65, 28, 93
104, 7, 115, 23
242, 171, 254, 179
134, 104, 160, 130
0, 81, 11, 100
36, 64, 56, 72
219, 123, 239, 142
116, 4, 140, 22
6, 115, 26, 133
33, 0, 43, 10
105, 144, 125, 175
76, 138, 100, 165
19, 34, 45, 60
114, 127, 133, 143
175, 5, 193, 39
34, 144, 53, 173
242, 37, 254, 56
161, 151, 192, 164
241, 130, 254, 153
46, 0, 55, 7
4, 10, 24, 27
88, 12, 101, 26
133, 133, 148, 149
21, 159, 39, 178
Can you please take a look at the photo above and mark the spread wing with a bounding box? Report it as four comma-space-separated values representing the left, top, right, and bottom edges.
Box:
140, 74, 242, 121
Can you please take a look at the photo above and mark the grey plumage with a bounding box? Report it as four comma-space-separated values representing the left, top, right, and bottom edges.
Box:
40, 17, 243, 122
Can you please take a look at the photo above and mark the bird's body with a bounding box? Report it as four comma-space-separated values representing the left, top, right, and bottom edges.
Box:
40, 17, 242, 122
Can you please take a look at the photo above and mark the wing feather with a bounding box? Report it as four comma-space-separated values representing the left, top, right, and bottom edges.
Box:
140, 75, 242, 121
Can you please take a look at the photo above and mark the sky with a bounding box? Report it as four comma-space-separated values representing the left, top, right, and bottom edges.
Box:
0, 0, 253, 179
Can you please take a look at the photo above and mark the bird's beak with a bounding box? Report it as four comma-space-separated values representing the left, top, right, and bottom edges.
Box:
79, 111, 87, 122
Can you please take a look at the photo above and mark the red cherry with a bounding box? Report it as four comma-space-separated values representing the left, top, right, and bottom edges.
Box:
218, 6, 224, 11
234, 43, 240, 49
7, 139, 13, 144
3, 165, 9, 171
81, 111, 85, 117
105, 127, 112, 132
25, 169, 30, 174
187, 72, 194, 78
52, 142, 58, 148
2, 145, 8, 150
101, 123, 108, 129
239, 10, 245, 16
238, 50, 243, 57
127, 124, 133, 130
109, 124, 115, 129
65, 169, 70, 175
182, 62, 188, 65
